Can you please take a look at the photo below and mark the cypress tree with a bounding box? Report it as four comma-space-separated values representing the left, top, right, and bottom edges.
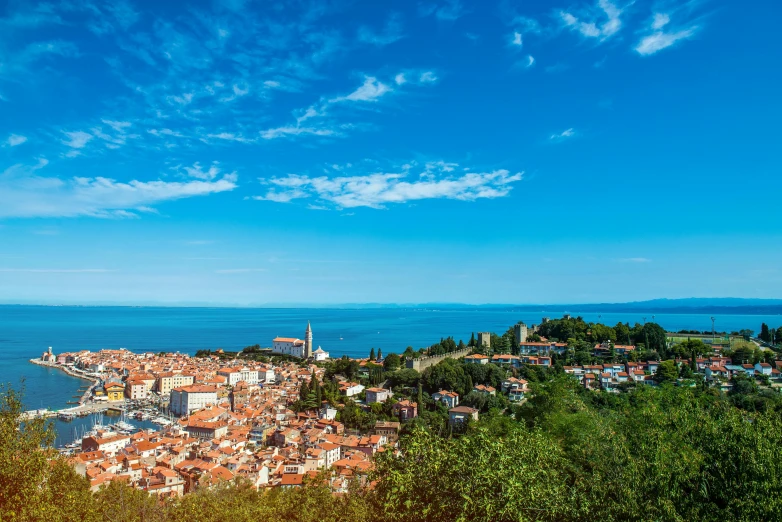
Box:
370, 348, 375, 360
299, 380, 310, 403
378, 348, 383, 360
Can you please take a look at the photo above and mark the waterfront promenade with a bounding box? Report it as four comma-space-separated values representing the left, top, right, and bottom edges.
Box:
23, 359, 104, 420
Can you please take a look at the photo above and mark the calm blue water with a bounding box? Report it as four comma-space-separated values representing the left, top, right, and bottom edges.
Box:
2, 305, 780, 414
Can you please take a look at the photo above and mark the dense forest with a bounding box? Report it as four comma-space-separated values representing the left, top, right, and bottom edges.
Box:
5, 367, 782, 522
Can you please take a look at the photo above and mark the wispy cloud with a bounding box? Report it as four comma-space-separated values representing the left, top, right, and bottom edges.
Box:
330, 76, 393, 103
182, 161, 228, 181
260, 71, 435, 140
560, 0, 623, 40
550, 128, 575, 140
419, 0, 465, 21
635, 12, 698, 56
215, 268, 268, 273
61, 130, 93, 156
0, 160, 238, 218
254, 161, 523, 209
358, 14, 405, 46
618, 257, 652, 263
0, 268, 116, 273
5, 134, 27, 147
511, 32, 523, 47
260, 126, 337, 140
206, 132, 255, 143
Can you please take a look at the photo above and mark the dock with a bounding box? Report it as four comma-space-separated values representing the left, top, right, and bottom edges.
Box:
20, 402, 113, 422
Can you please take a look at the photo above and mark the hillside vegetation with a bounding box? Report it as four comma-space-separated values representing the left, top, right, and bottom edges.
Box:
3, 376, 782, 522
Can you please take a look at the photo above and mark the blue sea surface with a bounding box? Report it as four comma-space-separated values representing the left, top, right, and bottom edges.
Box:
1, 305, 780, 414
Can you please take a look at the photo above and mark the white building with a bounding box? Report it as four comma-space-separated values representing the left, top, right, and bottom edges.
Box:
432, 390, 459, 409
272, 337, 306, 357
169, 385, 218, 416
339, 382, 365, 397
312, 347, 329, 361
217, 367, 259, 386
272, 322, 313, 358
365, 387, 392, 404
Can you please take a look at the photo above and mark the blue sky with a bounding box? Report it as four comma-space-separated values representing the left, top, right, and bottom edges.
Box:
0, 0, 780, 305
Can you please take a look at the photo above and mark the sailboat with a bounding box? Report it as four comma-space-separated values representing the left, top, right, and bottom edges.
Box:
113, 409, 134, 433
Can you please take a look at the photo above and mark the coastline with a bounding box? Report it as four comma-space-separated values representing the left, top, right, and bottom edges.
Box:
28, 358, 100, 406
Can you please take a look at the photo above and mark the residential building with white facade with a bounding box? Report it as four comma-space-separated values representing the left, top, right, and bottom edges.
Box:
169, 385, 218, 416
155, 372, 195, 396
217, 367, 259, 386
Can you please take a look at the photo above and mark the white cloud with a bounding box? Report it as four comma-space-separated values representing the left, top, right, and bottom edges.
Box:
635, 28, 696, 55
101, 120, 132, 132
5, 134, 27, 147
0, 268, 115, 273
0, 160, 237, 218
526, 55, 535, 67
511, 32, 523, 46
254, 162, 523, 209
419, 71, 438, 83
260, 71, 435, 140
618, 257, 651, 263
560, 0, 623, 40
330, 76, 392, 103
635, 13, 698, 56
215, 268, 268, 273
148, 128, 185, 138
183, 161, 223, 180
550, 128, 575, 140
652, 13, 670, 30
260, 126, 336, 140
206, 132, 255, 143
61, 130, 93, 149
358, 15, 405, 46
420, 0, 465, 21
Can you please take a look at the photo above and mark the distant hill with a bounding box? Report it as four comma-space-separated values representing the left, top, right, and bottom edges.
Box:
325, 298, 782, 314
3, 298, 782, 314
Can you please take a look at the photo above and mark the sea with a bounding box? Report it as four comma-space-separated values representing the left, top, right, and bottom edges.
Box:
1, 305, 779, 444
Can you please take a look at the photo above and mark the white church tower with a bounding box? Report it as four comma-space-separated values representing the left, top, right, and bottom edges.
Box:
304, 321, 313, 359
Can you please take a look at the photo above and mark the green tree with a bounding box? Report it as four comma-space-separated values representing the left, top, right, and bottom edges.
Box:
0, 384, 97, 522
759, 323, 771, 343
382, 353, 401, 371
386, 368, 420, 389
377, 348, 382, 360
369, 348, 375, 360
299, 379, 310, 402
654, 360, 679, 384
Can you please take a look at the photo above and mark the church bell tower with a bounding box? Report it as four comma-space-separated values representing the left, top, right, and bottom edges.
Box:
304, 321, 313, 358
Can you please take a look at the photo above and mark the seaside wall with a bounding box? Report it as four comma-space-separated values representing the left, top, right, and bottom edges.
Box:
405, 347, 472, 372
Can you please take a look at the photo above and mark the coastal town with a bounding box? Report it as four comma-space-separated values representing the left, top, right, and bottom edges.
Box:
27, 316, 782, 498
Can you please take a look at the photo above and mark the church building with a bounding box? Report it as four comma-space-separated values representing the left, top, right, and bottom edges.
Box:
272, 322, 313, 359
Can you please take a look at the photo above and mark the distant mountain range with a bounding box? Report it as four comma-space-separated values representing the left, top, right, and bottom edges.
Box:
3, 298, 782, 314
323, 298, 782, 314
